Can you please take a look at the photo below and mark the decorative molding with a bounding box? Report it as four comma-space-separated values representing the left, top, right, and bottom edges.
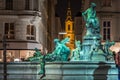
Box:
0, 40, 38, 43
0, 10, 41, 16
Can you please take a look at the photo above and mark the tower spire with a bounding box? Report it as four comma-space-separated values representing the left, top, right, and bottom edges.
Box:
66, 0, 72, 21
68, 0, 70, 9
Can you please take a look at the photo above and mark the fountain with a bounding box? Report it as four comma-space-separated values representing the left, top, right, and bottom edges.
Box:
76, 2, 114, 61
27, 2, 117, 80
0, 2, 118, 80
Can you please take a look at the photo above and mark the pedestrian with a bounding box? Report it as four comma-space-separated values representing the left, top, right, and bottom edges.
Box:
114, 50, 120, 80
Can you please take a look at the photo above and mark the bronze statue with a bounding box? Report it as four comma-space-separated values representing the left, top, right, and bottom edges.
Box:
28, 48, 45, 75
82, 2, 100, 36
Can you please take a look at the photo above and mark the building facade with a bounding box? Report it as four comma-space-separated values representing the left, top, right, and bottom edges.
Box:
74, 12, 83, 41
82, 0, 120, 52
0, 0, 48, 62
47, 0, 57, 51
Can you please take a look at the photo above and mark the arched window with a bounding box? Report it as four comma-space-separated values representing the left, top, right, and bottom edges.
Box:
68, 24, 71, 31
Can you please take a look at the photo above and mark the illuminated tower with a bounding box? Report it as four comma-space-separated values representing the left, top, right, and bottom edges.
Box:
65, 0, 75, 50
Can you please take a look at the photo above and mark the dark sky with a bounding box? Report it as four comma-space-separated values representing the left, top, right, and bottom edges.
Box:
55, 0, 82, 28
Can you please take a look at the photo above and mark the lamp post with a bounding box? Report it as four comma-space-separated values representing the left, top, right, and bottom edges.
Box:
3, 36, 7, 80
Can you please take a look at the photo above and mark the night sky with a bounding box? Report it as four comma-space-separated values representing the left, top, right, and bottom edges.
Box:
55, 0, 82, 28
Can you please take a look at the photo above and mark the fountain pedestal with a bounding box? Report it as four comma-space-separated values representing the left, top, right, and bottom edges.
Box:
0, 62, 118, 80
82, 35, 107, 61
43, 61, 118, 80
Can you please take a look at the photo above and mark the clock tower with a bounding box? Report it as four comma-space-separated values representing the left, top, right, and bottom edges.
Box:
65, 0, 75, 50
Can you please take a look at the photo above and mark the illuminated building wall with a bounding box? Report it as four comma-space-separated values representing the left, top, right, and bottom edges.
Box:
74, 12, 83, 41
0, 0, 48, 62
47, 0, 58, 51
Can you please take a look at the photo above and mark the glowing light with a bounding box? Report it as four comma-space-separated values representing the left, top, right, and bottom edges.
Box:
59, 32, 67, 34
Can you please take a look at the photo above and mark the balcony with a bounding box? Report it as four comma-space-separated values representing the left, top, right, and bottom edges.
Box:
0, 10, 41, 16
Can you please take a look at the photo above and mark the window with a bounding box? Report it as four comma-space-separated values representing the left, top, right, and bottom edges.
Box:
4, 23, 15, 39
25, 0, 30, 10
26, 25, 35, 40
101, 0, 112, 7
0, 50, 35, 62
6, 0, 13, 10
102, 21, 111, 41
33, 0, 38, 10
68, 25, 70, 31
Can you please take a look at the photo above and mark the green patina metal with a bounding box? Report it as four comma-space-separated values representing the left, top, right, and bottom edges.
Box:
70, 40, 81, 61
70, 2, 115, 61
28, 48, 45, 75
82, 2, 100, 36
27, 37, 70, 76
46, 37, 70, 61
27, 3, 115, 79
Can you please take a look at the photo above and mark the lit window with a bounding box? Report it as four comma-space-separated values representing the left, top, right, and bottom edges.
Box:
101, 0, 112, 7
0, 50, 35, 62
26, 25, 35, 40
102, 21, 111, 41
6, 0, 13, 10
4, 23, 15, 39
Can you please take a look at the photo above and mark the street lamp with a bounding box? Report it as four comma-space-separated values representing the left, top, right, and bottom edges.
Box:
2, 36, 7, 80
